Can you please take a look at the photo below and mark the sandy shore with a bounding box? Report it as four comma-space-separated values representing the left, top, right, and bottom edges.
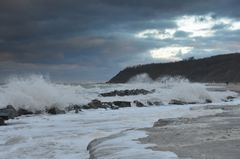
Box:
139, 84, 240, 159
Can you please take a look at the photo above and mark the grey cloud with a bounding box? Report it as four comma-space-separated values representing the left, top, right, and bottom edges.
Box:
0, 0, 240, 81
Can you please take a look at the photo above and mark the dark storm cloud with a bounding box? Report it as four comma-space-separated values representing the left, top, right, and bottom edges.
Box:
0, 0, 240, 82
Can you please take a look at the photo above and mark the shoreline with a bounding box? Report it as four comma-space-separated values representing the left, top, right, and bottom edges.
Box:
139, 84, 240, 159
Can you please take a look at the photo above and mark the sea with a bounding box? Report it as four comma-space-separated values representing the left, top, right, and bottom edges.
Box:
0, 75, 239, 159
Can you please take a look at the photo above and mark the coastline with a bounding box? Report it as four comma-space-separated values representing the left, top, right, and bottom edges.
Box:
139, 84, 240, 159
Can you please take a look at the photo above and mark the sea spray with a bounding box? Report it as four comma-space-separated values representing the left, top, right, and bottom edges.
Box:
0, 75, 88, 111
0, 74, 237, 112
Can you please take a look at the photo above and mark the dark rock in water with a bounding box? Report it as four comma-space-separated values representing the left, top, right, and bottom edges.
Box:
153, 101, 163, 106
205, 99, 212, 103
82, 105, 92, 109
110, 105, 119, 110
153, 119, 175, 127
0, 105, 18, 120
169, 99, 189, 105
88, 99, 103, 109
226, 96, 235, 100
47, 107, 65, 115
17, 108, 33, 116
0, 117, 5, 125
153, 118, 192, 127
147, 101, 154, 106
100, 89, 154, 97
113, 101, 131, 108
66, 105, 82, 113
133, 100, 145, 107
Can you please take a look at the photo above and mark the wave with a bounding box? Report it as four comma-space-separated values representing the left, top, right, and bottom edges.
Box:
0, 75, 238, 112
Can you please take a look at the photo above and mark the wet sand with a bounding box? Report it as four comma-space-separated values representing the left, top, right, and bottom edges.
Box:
139, 84, 240, 159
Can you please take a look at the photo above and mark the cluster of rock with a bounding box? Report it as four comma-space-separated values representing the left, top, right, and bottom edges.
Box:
0, 105, 66, 125
168, 99, 212, 105
99, 89, 155, 97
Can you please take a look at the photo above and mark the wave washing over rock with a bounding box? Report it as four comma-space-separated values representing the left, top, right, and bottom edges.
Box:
0, 74, 237, 112
0, 75, 240, 159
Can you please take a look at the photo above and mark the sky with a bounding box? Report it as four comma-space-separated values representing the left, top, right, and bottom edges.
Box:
0, 0, 240, 82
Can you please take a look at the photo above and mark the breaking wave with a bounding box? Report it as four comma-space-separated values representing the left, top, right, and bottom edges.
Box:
0, 74, 237, 111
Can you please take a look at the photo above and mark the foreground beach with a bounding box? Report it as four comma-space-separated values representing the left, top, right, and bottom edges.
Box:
139, 84, 240, 159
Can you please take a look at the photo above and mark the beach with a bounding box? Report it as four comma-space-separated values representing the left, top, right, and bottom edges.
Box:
139, 84, 240, 159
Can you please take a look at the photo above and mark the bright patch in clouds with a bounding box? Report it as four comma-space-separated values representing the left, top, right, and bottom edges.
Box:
229, 22, 240, 30
176, 15, 218, 37
150, 46, 193, 61
135, 29, 176, 40
135, 14, 240, 39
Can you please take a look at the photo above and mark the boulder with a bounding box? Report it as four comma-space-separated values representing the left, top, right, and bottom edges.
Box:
169, 99, 188, 105
0, 117, 5, 125
81, 105, 92, 109
113, 101, 131, 108
88, 99, 103, 109
110, 105, 119, 110
133, 100, 145, 107
17, 108, 33, 116
153, 119, 175, 127
205, 99, 212, 103
153, 118, 192, 127
67, 105, 82, 113
0, 105, 18, 120
100, 89, 154, 97
153, 101, 163, 106
47, 107, 65, 115
147, 101, 154, 106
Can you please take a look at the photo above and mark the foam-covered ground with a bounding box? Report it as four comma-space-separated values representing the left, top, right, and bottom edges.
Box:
2, 100, 240, 159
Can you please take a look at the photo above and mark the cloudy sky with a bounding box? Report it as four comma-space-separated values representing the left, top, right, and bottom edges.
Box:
0, 0, 240, 82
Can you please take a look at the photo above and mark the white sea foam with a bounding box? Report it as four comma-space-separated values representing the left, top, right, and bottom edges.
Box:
0, 103, 230, 159
0, 75, 238, 111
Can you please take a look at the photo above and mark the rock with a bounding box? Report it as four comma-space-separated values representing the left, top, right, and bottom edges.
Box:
110, 105, 119, 110
81, 105, 92, 109
153, 101, 163, 106
153, 118, 192, 127
0, 105, 18, 120
113, 101, 131, 108
67, 105, 82, 113
17, 108, 33, 116
205, 99, 212, 103
133, 100, 145, 107
153, 119, 175, 127
147, 101, 153, 106
0, 117, 5, 125
100, 89, 154, 97
47, 107, 65, 115
88, 99, 103, 109
169, 99, 188, 105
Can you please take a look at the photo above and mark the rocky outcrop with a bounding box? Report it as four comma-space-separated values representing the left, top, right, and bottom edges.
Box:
17, 108, 34, 116
0, 117, 4, 125
112, 101, 131, 108
0, 105, 18, 120
46, 107, 66, 115
133, 100, 145, 107
100, 89, 154, 97
168, 99, 212, 105
0, 105, 18, 126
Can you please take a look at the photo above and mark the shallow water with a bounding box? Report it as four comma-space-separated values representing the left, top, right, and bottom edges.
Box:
1, 101, 240, 159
